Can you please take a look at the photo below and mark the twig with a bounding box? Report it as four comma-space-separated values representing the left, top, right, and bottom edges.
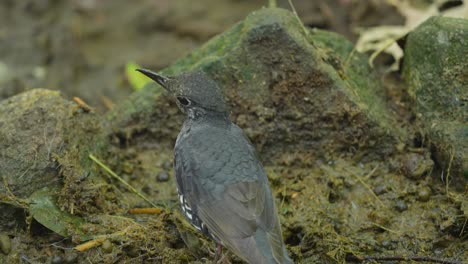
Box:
346, 254, 462, 264
459, 217, 467, 237
50, 238, 75, 250
368, 36, 403, 68
343, 46, 357, 71
287, 0, 309, 38
74, 237, 107, 252
128, 208, 163, 215
347, 166, 385, 208
368, 222, 401, 235
445, 147, 454, 197
89, 154, 157, 207
73, 97, 93, 112
75, 231, 120, 252
100, 96, 115, 110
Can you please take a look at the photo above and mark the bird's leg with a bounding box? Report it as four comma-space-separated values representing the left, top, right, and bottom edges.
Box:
219, 253, 231, 264
212, 244, 231, 264
212, 243, 222, 264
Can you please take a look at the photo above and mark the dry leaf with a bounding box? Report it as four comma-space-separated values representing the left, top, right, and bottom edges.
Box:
355, 0, 468, 70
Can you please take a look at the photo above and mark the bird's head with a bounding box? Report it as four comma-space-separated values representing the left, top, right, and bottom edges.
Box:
137, 69, 228, 117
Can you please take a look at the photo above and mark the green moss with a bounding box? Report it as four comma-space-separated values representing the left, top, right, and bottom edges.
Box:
403, 16, 468, 183
404, 16, 468, 120
310, 29, 403, 138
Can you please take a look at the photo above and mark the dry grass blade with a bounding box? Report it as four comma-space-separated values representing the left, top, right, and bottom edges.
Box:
89, 154, 158, 208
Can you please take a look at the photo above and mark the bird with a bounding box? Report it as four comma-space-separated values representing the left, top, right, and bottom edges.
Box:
137, 68, 293, 264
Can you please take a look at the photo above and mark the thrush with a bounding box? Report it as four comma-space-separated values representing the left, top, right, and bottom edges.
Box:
137, 69, 293, 264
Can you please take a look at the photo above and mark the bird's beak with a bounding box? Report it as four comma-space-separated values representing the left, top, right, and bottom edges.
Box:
136, 68, 170, 90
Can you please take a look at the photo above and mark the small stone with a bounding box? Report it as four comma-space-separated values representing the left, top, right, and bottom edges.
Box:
381, 240, 391, 249
417, 187, 431, 202
157, 171, 169, 182
373, 185, 387, 195
401, 153, 434, 180
101, 240, 113, 253
51, 255, 64, 264
395, 200, 408, 212
64, 252, 78, 263
162, 160, 172, 170
0, 233, 11, 254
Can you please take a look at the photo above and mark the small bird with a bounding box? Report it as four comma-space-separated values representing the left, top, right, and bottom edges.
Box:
137, 69, 293, 264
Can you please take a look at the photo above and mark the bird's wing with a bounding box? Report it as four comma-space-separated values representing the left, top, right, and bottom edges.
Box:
197, 180, 287, 264
174, 145, 191, 196
176, 125, 290, 263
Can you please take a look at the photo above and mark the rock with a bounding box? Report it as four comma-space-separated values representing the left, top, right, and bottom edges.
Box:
162, 160, 172, 170
0, 90, 68, 198
157, 171, 170, 182
0, 233, 11, 255
401, 153, 434, 180
0, 89, 114, 228
417, 187, 431, 202
109, 8, 407, 165
403, 16, 468, 188
395, 200, 408, 212
63, 251, 79, 263
101, 240, 113, 253
51, 255, 64, 264
373, 185, 387, 195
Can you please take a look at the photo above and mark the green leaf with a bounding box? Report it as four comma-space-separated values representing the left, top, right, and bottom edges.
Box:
29, 187, 92, 241
125, 62, 150, 91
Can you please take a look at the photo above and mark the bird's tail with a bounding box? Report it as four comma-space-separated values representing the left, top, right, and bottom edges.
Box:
232, 227, 293, 264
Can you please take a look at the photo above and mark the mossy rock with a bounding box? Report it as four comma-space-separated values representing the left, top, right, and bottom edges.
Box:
109, 8, 406, 164
403, 16, 467, 187
0, 89, 117, 229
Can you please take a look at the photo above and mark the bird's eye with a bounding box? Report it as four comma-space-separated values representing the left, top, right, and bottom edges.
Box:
177, 97, 191, 106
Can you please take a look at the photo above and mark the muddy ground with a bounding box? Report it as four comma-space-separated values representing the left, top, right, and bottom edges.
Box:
0, 1, 466, 264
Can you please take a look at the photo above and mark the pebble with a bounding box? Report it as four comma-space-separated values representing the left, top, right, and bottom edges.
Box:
51, 255, 63, 264
157, 171, 169, 182
395, 200, 408, 212
101, 240, 113, 253
373, 185, 387, 195
417, 187, 431, 202
64, 252, 78, 263
162, 160, 172, 170
0, 233, 11, 254
381, 240, 391, 248
402, 153, 434, 179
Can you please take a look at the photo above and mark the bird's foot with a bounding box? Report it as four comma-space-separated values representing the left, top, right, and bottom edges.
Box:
212, 244, 230, 264
217, 254, 230, 264
212, 244, 222, 264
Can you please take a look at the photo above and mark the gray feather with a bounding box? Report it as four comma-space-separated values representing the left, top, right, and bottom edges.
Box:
175, 121, 292, 264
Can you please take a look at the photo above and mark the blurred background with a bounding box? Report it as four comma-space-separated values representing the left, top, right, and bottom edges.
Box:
0, 0, 465, 109
0, 0, 408, 109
